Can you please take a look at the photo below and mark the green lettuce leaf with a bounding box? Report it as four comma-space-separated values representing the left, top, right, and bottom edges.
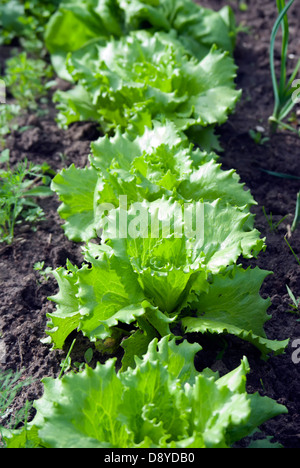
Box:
45, 0, 124, 80
90, 121, 189, 173
54, 30, 241, 140
44, 261, 81, 349
52, 124, 254, 243
100, 197, 264, 272
75, 249, 154, 342
45, 196, 265, 351
53, 84, 100, 128
3, 337, 287, 448
46, 245, 153, 347
181, 265, 289, 358
98, 197, 264, 316
51, 164, 99, 242
51, 121, 189, 241
45, 0, 236, 80
119, 0, 236, 58
177, 159, 254, 208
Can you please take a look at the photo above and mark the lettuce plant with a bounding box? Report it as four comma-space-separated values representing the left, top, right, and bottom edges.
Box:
118, 0, 236, 58
51, 122, 254, 243
2, 337, 287, 448
45, 0, 236, 81
44, 195, 288, 363
53, 30, 241, 145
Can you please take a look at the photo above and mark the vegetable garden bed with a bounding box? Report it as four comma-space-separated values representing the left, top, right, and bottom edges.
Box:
0, 0, 300, 449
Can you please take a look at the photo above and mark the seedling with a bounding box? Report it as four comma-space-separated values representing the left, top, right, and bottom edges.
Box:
0, 152, 53, 244
262, 206, 288, 232
33, 261, 53, 281
73, 348, 94, 372
291, 191, 300, 233
4, 52, 53, 110
0, 369, 33, 439
59, 339, 77, 379
0, 104, 20, 150
59, 340, 94, 377
249, 129, 270, 145
232, 0, 248, 11
286, 285, 300, 313
269, 0, 300, 134
284, 235, 300, 266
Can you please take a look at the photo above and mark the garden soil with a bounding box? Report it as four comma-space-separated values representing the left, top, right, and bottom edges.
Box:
1, 0, 300, 448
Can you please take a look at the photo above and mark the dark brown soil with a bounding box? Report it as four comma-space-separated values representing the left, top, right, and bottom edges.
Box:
1, 0, 300, 448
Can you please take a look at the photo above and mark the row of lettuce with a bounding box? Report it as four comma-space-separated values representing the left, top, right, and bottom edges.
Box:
3, 0, 289, 449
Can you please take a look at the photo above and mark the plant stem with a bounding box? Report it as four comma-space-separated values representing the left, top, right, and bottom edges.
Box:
59, 339, 76, 379
269, 0, 296, 133
277, 0, 289, 96
292, 192, 300, 233
269, 117, 279, 134
285, 236, 300, 266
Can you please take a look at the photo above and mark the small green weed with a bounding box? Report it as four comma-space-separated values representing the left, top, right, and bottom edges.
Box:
4, 52, 53, 111
249, 128, 270, 145
0, 104, 20, 150
58, 339, 94, 378
0, 369, 33, 440
33, 261, 53, 282
0, 151, 53, 244
262, 206, 288, 232
284, 236, 300, 266
286, 285, 300, 314
236, 1, 248, 12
